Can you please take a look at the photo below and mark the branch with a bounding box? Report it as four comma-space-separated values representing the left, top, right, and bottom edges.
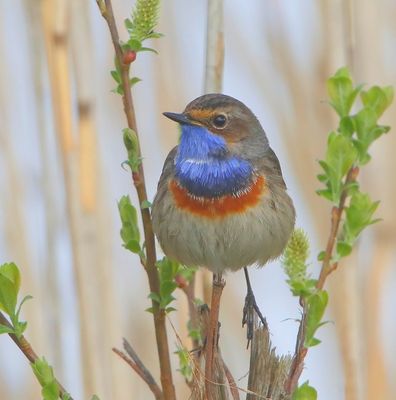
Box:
222, 360, 240, 400
317, 166, 359, 289
204, 0, 224, 93
96, 1, 175, 399
180, 274, 200, 350
285, 166, 359, 393
112, 339, 163, 400
0, 311, 72, 399
205, 274, 225, 399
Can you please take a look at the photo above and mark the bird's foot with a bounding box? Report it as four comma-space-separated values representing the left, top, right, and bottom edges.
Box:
242, 291, 268, 347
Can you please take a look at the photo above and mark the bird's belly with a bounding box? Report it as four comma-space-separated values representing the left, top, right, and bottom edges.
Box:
152, 180, 294, 273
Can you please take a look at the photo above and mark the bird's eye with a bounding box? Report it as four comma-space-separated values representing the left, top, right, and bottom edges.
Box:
212, 114, 228, 129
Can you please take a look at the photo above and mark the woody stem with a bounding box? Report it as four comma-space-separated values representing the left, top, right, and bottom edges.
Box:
285, 166, 358, 393
205, 273, 225, 399
0, 311, 72, 399
97, 1, 175, 399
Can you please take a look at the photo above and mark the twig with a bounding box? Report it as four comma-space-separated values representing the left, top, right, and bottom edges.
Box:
223, 361, 240, 400
317, 167, 358, 289
181, 274, 200, 350
96, 1, 176, 399
0, 311, 72, 399
112, 341, 163, 400
205, 273, 225, 399
285, 167, 359, 393
204, 0, 224, 93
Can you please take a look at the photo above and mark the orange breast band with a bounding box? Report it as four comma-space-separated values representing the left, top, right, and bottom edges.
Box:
169, 175, 266, 218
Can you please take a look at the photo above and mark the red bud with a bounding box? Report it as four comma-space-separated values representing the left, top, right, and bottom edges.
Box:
175, 274, 188, 289
122, 50, 136, 65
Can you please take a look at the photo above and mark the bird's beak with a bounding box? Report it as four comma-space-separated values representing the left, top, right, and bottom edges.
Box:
163, 112, 195, 125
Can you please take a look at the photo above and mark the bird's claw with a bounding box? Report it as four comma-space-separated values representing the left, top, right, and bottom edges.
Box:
242, 291, 268, 348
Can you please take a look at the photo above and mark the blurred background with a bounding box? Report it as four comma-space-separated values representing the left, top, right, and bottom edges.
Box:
0, 0, 395, 399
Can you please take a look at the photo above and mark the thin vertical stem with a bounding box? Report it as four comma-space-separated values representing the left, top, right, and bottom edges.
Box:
97, 1, 176, 398
205, 273, 225, 398
204, 0, 224, 93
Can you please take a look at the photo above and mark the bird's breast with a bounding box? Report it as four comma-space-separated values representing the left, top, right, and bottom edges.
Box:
169, 175, 267, 218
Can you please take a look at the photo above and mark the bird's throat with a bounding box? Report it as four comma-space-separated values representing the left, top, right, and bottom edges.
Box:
175, 124, 253, 197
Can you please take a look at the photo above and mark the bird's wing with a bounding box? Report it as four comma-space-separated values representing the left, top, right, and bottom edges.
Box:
156, 146, 178, 189
257, 147, 287, 190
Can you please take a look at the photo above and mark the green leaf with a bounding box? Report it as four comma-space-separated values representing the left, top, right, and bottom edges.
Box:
160, 281, 177, 298
293, 381, 317, 400
304, 290, 328, 347
139, 47, 159, 54
327, 67, 362, 117
317, 251, 326, 261
157, 257, 180, 282
122, 128, 141, 171
361, 86, 394, 119
343, 192, 380, 242
123, 128, 139, 154
110, 70, 120, 83
124, 239, 141, 254
336, 241, 352, 258
15, 294, 33, 321
126, 38, 142, 51
320, 132, 357, 202
354, 108, 377, 140
0, 323, 15, 335
0, 262, 21, 293
14, 320, 28, 338
0, 275, 17, 315
31, 357, 61, 400
148, 292, 161, 304
140, 200, 152, 209
165, 307, 177, 313
316, 189, 333, 201
326, 132, 357, 179
188, 325, 202, 341
339, 116, 355, 138
130, 77, 142, 87
175, 346, 193, 381
0, 262, 21, 316
353, 108, 391, 163
42, 381, 60, 400
90, 395, 101, 400
288, 279, 317, 298
160, 294, 175, 309
146, 32, 164, 39
124, 18, 134, 31
118, 196, 141, 253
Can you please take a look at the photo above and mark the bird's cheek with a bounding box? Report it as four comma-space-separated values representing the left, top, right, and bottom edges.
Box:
225, 141, 243, 155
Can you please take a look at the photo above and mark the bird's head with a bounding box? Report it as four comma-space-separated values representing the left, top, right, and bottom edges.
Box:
163, 94, 271, 197
163, 93, 269, 161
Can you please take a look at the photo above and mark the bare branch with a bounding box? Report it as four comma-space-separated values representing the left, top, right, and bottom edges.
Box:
0, 311, 72, 399
113, 344, 163, 400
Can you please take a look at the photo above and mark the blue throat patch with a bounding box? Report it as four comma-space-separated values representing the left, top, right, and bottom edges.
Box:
174, 124, 253, 197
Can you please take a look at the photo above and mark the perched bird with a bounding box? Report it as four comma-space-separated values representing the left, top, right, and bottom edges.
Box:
152, 94, 295, 336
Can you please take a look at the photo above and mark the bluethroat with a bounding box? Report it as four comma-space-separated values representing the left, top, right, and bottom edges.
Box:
152, 94, 295, 338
